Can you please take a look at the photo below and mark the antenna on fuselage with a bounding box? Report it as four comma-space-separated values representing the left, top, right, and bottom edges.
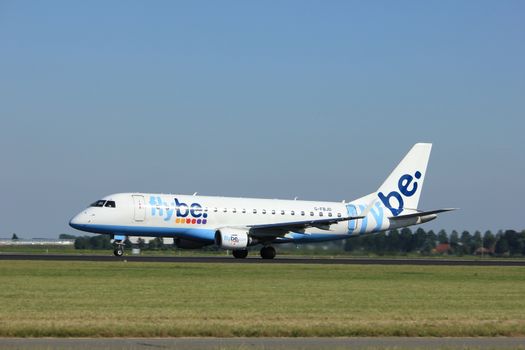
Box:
193, 192, 198, 196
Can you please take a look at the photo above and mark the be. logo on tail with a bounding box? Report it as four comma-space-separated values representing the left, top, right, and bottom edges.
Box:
378, 171, 421, 216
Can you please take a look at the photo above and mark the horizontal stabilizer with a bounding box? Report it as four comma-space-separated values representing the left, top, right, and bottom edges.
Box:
389, 208, 457, 220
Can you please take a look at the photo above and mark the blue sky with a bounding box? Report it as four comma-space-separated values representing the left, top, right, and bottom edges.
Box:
1, 0, 524, 238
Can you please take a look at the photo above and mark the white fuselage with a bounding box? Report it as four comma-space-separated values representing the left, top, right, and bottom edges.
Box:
69, 192, 408, 245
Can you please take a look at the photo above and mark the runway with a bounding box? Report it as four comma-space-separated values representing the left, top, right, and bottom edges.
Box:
1, 337, 525, 349
1, 253, 525, 265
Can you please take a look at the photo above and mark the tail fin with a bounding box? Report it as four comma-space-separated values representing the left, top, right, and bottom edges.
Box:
376, 143, 432, 217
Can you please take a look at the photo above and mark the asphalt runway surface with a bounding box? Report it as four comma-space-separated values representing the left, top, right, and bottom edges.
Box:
1, 253, 525, 265
1, 337, 525, 349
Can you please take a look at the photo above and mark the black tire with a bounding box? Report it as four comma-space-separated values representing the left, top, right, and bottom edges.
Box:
114, 248, 124, 257
260, 246, 276, 259
232, 249, 248, 259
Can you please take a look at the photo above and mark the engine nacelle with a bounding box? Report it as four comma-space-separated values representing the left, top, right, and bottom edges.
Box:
174, 238, 209, 249
214, 228, 250, 249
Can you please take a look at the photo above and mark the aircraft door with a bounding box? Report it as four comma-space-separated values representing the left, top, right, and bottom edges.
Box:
132, 195, 146, 222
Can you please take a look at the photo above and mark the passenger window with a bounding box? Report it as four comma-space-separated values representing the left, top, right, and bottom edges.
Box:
242, 208, 246, 214
291, 210, 295, 215
253, 209, 257, 214
301, 211, 305, 216
232, 208, 237, 213
104, 201, 116, 208
337, 213, 342, 218
214, 208, 218, 212
262, 209, 266, 214
271, 210, 275, 215
223, 208, 227, 213
319, 212, 324, 217
90, 200, 106, 207
281, 210, 285, 215
328, 212, 332, 217
310, 212, 314, 216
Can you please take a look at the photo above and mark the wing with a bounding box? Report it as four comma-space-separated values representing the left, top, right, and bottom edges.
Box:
246, 215, 364, 237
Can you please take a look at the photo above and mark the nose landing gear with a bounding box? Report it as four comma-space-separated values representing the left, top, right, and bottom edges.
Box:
113, 241, 124, 257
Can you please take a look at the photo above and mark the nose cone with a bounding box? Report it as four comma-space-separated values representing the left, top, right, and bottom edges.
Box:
69, 212, 87, 230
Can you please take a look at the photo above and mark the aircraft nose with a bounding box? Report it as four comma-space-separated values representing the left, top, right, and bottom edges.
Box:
69, 212, 88, 229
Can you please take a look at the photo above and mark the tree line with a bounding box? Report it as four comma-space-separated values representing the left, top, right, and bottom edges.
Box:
71, 234, 168, 251
343, 228, 525, 256
66, 229, 525, 256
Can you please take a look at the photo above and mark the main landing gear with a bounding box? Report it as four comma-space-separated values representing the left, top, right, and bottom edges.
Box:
113, 241, 124, 257
231, 246, 276, 259
260, 246, 276, 259
232, 249, 248, 259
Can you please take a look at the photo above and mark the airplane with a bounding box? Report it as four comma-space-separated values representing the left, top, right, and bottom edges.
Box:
69, 143, 455, 259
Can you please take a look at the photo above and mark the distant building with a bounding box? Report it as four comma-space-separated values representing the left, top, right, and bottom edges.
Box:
475, 247, 494, 255
435, 243, 451, 254
0, 238, 74, 246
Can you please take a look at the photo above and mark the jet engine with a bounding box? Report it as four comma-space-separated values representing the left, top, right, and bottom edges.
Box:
214, 228, 250, 249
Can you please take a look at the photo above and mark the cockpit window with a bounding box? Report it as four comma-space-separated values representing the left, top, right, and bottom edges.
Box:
90, 200, 106, 207
104, 201, 116, 208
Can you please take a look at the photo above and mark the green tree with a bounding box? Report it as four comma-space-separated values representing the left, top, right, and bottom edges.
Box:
495, 236, 510, 255
137, 238, 146, 249
483, 230, 496, 251
449, 230, 459, 253
344, 237, 356, 252
427, 230, 437, 242
148, 237, 165, 250
472, 231, 482, 253
11, 233, 19, 240
421, 237, 435, 255
437, 229, 448, 244
387, 229, 401, 253
89, 235, 112, 249
74, 236, 88, 249
360, 235, 376, 254
502, 230, 524, 255
454, 231, 469, 255
522, 230, 525, 255
74, 235, 114, 250
425, 230, 437, 252
373, 232, 387, 255
59, 234, 76, 239
413, 228, 427, 251
399, 228, 413, 253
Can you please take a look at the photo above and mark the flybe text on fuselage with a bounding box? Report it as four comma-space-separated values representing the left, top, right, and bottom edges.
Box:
149, 196, 208, 224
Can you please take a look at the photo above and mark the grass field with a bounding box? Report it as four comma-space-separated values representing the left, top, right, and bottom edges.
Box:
1, 260, 524, 337
3, 245, 525, 260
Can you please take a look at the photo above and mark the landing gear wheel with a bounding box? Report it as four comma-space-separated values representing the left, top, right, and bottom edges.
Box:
114, 247, 124, 257
232, 249, 248, 259
260, 246, 276, 259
